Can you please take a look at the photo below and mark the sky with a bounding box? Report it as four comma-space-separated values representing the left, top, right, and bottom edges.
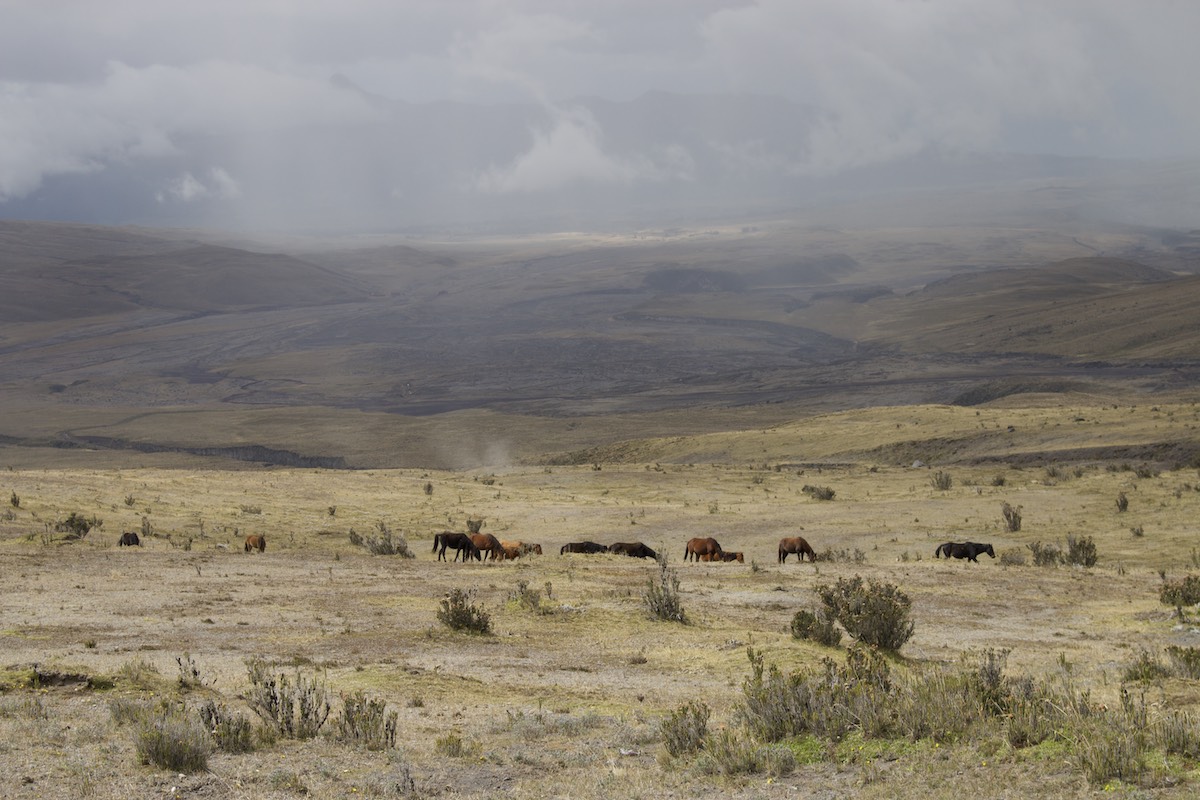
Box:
2, 0, 1198, 229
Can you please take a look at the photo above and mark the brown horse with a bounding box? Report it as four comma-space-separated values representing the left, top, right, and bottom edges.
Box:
118, 532, 141, 547
609, 542, 657, 559
244, 534, 266, 553
684, 537, 723, 562
469, 533, 503, 561
433, 532, 479, 562
498, 544, 522, 561
778, 536, 814, 563
719, 551, 744, 563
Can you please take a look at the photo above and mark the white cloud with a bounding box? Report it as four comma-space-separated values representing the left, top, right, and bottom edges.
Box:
156, 167, 241, 204
476, 107, 666, 193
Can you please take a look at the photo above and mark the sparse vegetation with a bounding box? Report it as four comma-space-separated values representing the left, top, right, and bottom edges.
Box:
349, 520, 414, 556
802, 484, 836, 501
1064, 534, 1098, 567
1002, 501, 1022, 532
659, 700, 710, 758
336, 690, 398, 750
54, 511, 100, 540
245, 661, 331, 739
438, 588, 492, 634
1116, 491, 1128, 512
9, 491, 18, 508
644, 552, 687, 623
131, 707, 212, 773
930, 470, 953, 491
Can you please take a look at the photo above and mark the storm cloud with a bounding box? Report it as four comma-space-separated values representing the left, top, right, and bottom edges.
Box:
1, 0, 1197, 230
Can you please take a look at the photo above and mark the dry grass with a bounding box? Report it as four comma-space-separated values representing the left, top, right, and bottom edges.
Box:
4, 400, 1200, 796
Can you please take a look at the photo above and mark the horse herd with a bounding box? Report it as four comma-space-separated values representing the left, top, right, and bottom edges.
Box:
116, 528, 996, 565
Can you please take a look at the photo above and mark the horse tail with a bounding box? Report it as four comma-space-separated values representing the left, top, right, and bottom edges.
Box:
934, 544, 944, 558
432, 533, 441, 553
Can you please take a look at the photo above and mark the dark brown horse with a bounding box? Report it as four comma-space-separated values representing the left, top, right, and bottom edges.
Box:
432, 531, 479, 562
469, 533, 503, 561
719, 551, 744, 563
244, 534, 266, 553
608, 542, 657, 559
935, 541, 995, 562
778, 536, 814, 563
561, 541, 608, 555
118, 532, 141, 547
684, 537, 723, 562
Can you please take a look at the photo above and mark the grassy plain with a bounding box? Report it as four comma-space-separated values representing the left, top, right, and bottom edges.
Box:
3, 399, 1200, 798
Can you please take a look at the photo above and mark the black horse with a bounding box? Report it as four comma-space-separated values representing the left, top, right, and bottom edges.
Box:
560, 541, 608, 555
118, 531, 141, 547
608, 542, 657, 559
935, 541, 995, 562
433, 531, 480, 562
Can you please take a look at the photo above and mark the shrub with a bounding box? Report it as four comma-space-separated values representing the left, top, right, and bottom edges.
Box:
1065, 535, 1098, 567
133, 709, 212, 773
802, 485, 836, 501
659, 700, 710, 758
1166, 645, 1200, 679
337, 691, 398, 751
991, 475, 1006, 487
124, 494, 136, 507
245, 661, 330, 739
466, 518, 484, 534
55, 511, 100, 540
790, 609, 842, 647
1116, 491, 1128, 512
1123, 649, 1170, 683
1027, 541, 1063, 567
9, 491, 18, 508
198, 700, 257, 754
507, 580, 549, 614
1001, 502, 1022, 532
699, 729, 794, 776
349, 520, 415, 557
435, 732, 468, 757
815, 576, 914, 651
644, 553, 687, 623
999, 549, 1026, 567
930, 471, 953, 491
1159, 575, 1200, 614
438, 588, 492, 634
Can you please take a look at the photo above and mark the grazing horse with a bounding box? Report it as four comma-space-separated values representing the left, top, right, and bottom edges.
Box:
684, 537, 723, 562
778, 536, 815, 563
118, 532, 141, 547
719, 551, 744, 563
244, 534, 266, 553
498, 544, 522, 561
561, 541, 608, 555
432, 531, 479, 562
608, 542, 657, 559
469, 533, 503, 561
935, 541, 996, 563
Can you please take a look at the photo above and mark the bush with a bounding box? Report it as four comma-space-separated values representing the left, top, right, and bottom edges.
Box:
644, 553, 686, 623
1166, 646, 1200, 679
1122, 649, 1170, 683
1027, 541, 1063, 567
790, 609, 842, 647
9, 491, 18, 508
1159, 575, 1200, 613
55, 511, 101, 540
337, 691, 398, 751
133, 708, 212, 773
815, 576, 914, 651
1001, 502, 1022, 532
1116, 491, 1129, 512
246, 661, 330, 739
198, 700, 257, 754
1065, 535, 1098, 567
802, 485, 836, 501
349, 520, 415, 557
659, 700, 710, 758
930, 471, 953, 491
999, 549, 1027, 567
507, 580, 550, 614
438, 588, 492, 634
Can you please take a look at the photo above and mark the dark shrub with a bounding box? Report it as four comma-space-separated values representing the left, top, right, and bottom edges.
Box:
438, 588, 492, 634
815, 576, 914, 651
660, 700, 710, 758
790, 609, 842, 647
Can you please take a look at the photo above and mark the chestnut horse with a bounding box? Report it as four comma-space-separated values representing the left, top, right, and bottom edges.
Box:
684, 537, 723, 562
469, 533, 503, 561
244, 534, 266, 553
432, 532, 479, 562
778, 536, 814, 563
